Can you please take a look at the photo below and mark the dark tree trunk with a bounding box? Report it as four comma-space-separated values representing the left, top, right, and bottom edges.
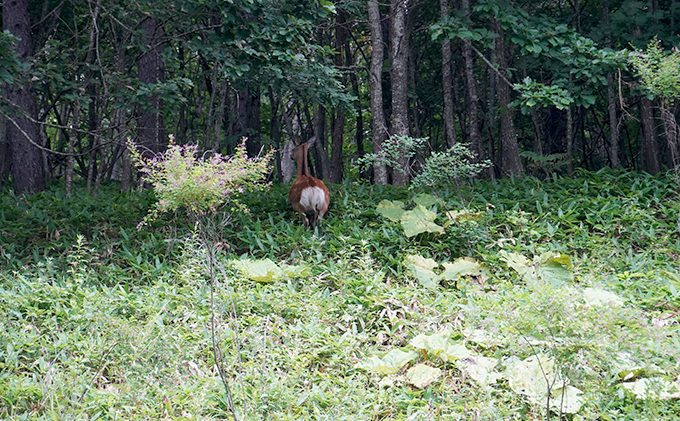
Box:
329, 10, 349, 183
460, 0, 482, 162
390, 0, 410, 186
236, 87, 262, 156
639, 96, 660, 174
440, 0, 456, 148
137, 17, 165, 157
492, 19, 523, 177
2, 0, 47, 194
367, 0, 388, 184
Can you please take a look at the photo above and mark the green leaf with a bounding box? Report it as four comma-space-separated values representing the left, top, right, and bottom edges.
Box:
359, 349, 419, 375
400, 205, 444, 238
457, 356, 502, 386
230, 258, 282, 283
413, 193, 438, 209
405, 254, 439, 289
405, 363, 442, 389
376, 199, 405, 222
440, 257, 482, 281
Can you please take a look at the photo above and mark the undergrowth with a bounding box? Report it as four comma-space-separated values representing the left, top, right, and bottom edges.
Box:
1, 169, 679, 420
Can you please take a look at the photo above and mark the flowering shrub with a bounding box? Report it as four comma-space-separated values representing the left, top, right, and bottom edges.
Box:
129, 135, 273, 227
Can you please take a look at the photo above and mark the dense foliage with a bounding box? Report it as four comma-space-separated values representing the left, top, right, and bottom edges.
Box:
1, 171, 679, 419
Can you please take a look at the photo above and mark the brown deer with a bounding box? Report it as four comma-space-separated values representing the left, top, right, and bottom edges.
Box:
288, 137, 330, 229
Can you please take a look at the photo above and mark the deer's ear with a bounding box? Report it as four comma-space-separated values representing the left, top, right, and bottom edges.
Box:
307, 136, 317, 147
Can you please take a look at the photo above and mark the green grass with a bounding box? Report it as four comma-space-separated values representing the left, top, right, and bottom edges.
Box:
1, 170, 679, 420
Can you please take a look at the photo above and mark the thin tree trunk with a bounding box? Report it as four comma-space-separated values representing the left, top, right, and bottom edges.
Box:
492, 19, 523, 176
639, 96, 660, 174
2, 0, 46, 194
460, 0, 482, 163
66, 102, 79, 196
440, 0, 456, 148
329, 10, 349, 183
137, 17, 165, 157
566, 105, 574, 173
390, 0, 410, 186
367, 0, 388, 184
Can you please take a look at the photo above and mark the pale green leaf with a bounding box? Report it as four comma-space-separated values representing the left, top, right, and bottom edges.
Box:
405, 363, 442, 389
440, 257, 482, 281
457, 356, 502, 386
401, 205, 444, 238
230, 258, 282, 283
506, 354, 561, 405
500, 251, 535, 279
405, 254, 440, 289
359, 349, 419, 375
622, 378, 680, 400
376, 199, 405, 222
413, 193, 438, 209
583, 287, 624, 307
551, 385, 585, 413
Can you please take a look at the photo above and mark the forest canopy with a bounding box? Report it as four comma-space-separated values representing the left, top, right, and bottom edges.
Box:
1, 0, 680, 193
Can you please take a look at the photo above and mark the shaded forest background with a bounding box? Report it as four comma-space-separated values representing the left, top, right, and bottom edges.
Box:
1, 0, 680, 195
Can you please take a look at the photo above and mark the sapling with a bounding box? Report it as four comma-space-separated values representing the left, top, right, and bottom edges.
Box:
129, 135, 274, 420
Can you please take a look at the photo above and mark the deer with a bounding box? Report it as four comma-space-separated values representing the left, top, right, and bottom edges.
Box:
288, 136, 330, 229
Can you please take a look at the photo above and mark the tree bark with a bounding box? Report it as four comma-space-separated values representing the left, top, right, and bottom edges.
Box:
492, 19, 523, 176
236, 87, 261, 156
440, 0, 456, 148
390, 0, 410, 186
137, 17, 165, 157
329, 10, 349, 183
460, 0, 483, 163
639, 96, 660, 174
367, 0, 388, 184
2, 0, 47, 194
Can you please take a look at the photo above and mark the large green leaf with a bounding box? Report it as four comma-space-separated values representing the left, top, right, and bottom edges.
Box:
230, 258, 282, 283
440, 257, 482, 281
405, 254, 439, 289
400, 205, 444, 238
359, 349, 419, 375
413, 193, 438, 209
405, 363, 441, 389
376, 199, 405, 222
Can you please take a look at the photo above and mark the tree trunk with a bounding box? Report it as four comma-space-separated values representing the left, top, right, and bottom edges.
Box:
2, 0, 47, 194
390, 0, 410, 186
606, 74, 620, 168
492, 19, 523, 176
460, 0, 482, 163
137, 17, 165, 157
236, 87, 261, 156
312, 104, 331, 180
367, 0, 388, 184
566, 105, 574, 173
639, 96, 660, 174
440, 0, 456, 148
329, 10, 349, 183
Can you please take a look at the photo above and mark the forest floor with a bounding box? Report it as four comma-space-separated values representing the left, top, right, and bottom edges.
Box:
1, 170, 680, 420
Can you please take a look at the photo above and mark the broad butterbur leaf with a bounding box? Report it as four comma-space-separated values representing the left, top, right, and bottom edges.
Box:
583, 287, 623, 307
400, 205, 444, 238
359, 349, 419, 375
230, 258, 282, 283
440, 257, 482, 281
413, 193, 438, 209
622, 377, 680, 399
551, 385, 585, 413
405, 254, 439, 289
457, 356, 502, 386
376, 199, 405, 222
405, 363, 441, 389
